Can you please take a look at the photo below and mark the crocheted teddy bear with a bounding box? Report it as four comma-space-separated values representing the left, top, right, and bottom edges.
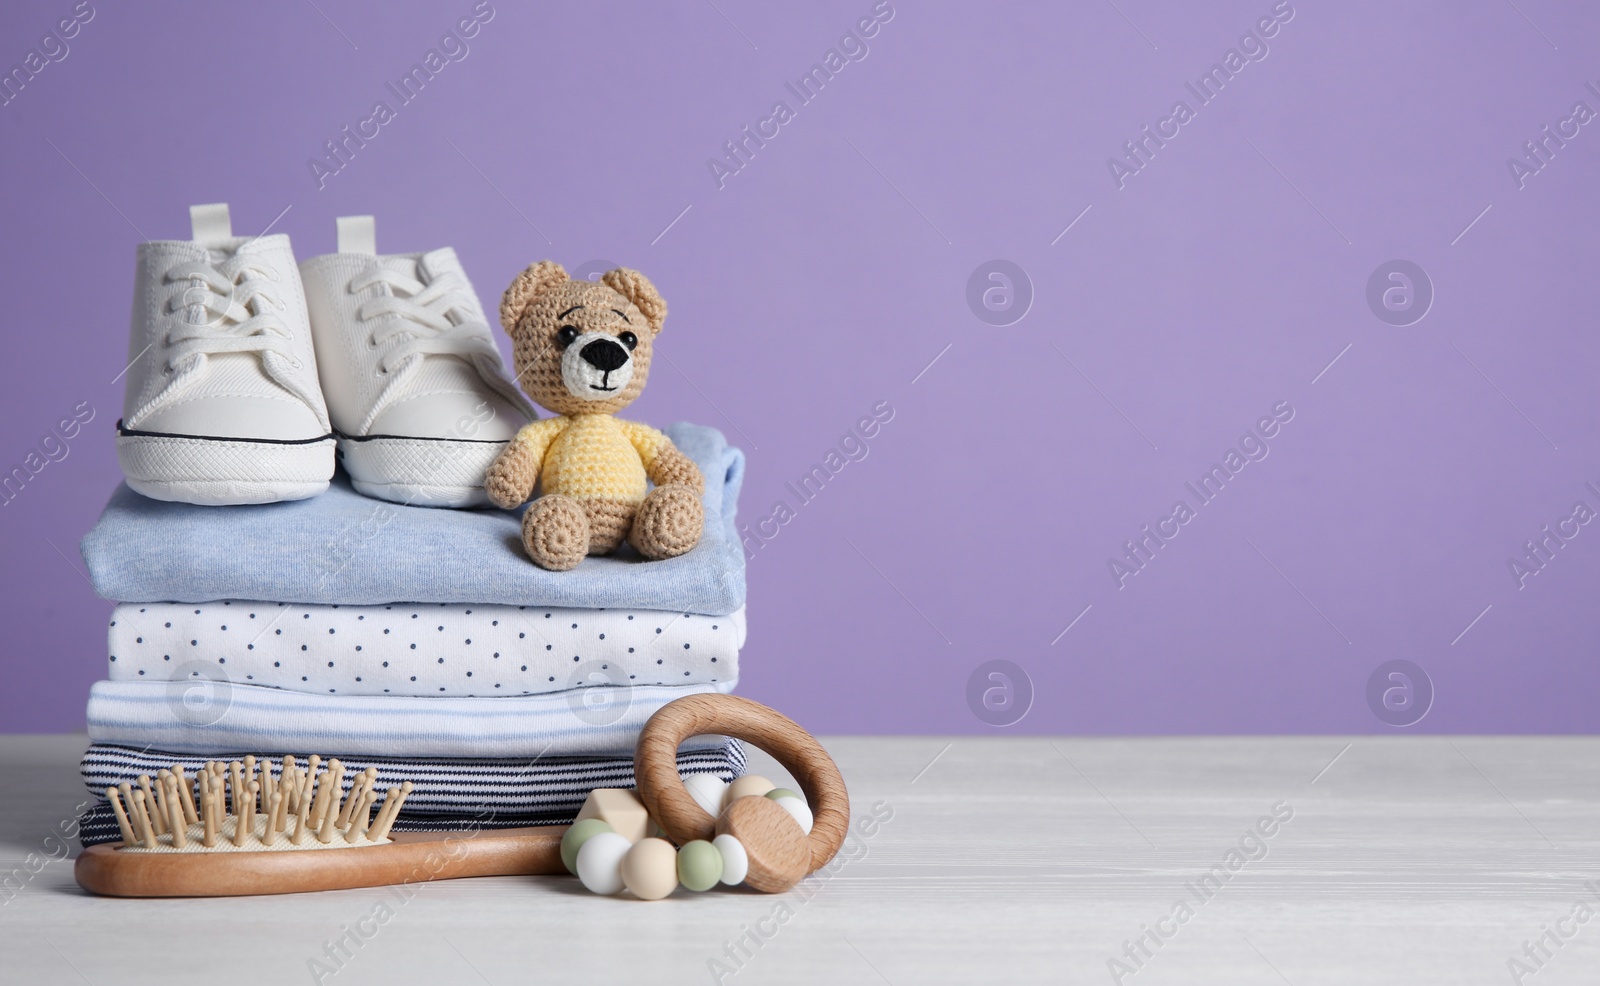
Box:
484, 262, 704, 571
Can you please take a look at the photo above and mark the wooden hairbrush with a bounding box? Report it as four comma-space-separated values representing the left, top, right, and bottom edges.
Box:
75, 754, 566, 898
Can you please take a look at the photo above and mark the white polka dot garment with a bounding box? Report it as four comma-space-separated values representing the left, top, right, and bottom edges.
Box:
107, 601, 744, 697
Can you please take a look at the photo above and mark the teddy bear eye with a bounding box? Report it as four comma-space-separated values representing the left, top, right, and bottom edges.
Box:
556, 325, 579, 348
618, 331, 638, 351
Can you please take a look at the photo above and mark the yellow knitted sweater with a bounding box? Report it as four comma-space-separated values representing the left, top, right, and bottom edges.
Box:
512, 415, 673, 503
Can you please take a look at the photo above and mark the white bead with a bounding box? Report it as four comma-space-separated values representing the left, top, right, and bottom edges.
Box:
682, 774, 728, 818
713, 833, 748, 886
772, 795, 813, 835
576, 831, 632, 895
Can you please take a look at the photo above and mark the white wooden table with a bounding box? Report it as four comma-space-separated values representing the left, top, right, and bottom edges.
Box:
1, 735, 1596, 984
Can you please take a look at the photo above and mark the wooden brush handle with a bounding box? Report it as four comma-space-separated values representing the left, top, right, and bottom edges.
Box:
634, 693, 849, 874
74, 826, 567, 898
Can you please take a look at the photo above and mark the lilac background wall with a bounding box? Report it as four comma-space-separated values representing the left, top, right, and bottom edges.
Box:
1, 0, 1595, 735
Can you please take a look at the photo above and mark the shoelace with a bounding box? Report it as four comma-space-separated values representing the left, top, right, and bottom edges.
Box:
163, 254, 298, 369
351, 267, 501, 374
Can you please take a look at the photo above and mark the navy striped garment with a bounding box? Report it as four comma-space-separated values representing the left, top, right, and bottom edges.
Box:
78, 740, 746, 848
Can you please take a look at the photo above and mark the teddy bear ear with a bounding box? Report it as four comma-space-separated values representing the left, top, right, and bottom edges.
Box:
600, 268, 667, 334
499, 260, 569, 331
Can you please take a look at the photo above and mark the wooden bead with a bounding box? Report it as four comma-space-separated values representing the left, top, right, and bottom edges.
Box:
715, 796, 808, 894
619, 838, 678, 901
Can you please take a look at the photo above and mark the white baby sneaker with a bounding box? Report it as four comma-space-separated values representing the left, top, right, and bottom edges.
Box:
118, 204, 334, 505
300, 216, 534, 508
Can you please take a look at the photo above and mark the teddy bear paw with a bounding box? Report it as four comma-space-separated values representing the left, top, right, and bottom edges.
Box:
522, 495, 590, 571
629, 484, 704, 560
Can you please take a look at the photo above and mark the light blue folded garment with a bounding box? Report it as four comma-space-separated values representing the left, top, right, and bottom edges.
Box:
81, 423, 745, 615
87, 679, 735, 758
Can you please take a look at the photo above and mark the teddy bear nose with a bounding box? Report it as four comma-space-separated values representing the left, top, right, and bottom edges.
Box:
579, 338, 630, 373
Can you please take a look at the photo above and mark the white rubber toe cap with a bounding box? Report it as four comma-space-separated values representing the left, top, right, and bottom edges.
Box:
336, 434, 507, 508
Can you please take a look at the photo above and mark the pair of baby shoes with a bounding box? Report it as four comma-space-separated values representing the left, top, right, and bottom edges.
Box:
116, 204, 533, 507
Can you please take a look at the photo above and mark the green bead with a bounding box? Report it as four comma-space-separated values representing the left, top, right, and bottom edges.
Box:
764, 788, 801, 803
560, 819, 614, 875
677, 839, 723, 891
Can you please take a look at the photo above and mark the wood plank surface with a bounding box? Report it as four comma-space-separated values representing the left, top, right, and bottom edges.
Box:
1, 734, 1595, 984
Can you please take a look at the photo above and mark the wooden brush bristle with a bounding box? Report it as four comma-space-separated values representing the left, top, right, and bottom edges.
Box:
105, 755, 414, 854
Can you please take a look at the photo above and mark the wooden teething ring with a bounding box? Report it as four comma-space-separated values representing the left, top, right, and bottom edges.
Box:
635, 694, 849, 882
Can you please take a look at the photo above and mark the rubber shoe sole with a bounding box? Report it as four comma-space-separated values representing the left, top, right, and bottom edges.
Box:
337, 434, 507, 508
117, 422, 335, 506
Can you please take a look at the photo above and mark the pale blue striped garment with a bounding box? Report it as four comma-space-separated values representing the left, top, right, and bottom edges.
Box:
87, 679, 734, 758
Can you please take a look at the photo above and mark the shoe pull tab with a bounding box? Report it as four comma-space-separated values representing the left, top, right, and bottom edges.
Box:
190, 203, 233, 246
337, 215, 377, 255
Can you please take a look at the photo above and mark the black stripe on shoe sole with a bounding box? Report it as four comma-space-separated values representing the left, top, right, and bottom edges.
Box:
335, 430, 509, 445
117, 419, 335, 446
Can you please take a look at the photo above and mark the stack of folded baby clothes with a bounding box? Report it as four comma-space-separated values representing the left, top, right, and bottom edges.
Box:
77, 206, 749, 845
75, 422, 747, 844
